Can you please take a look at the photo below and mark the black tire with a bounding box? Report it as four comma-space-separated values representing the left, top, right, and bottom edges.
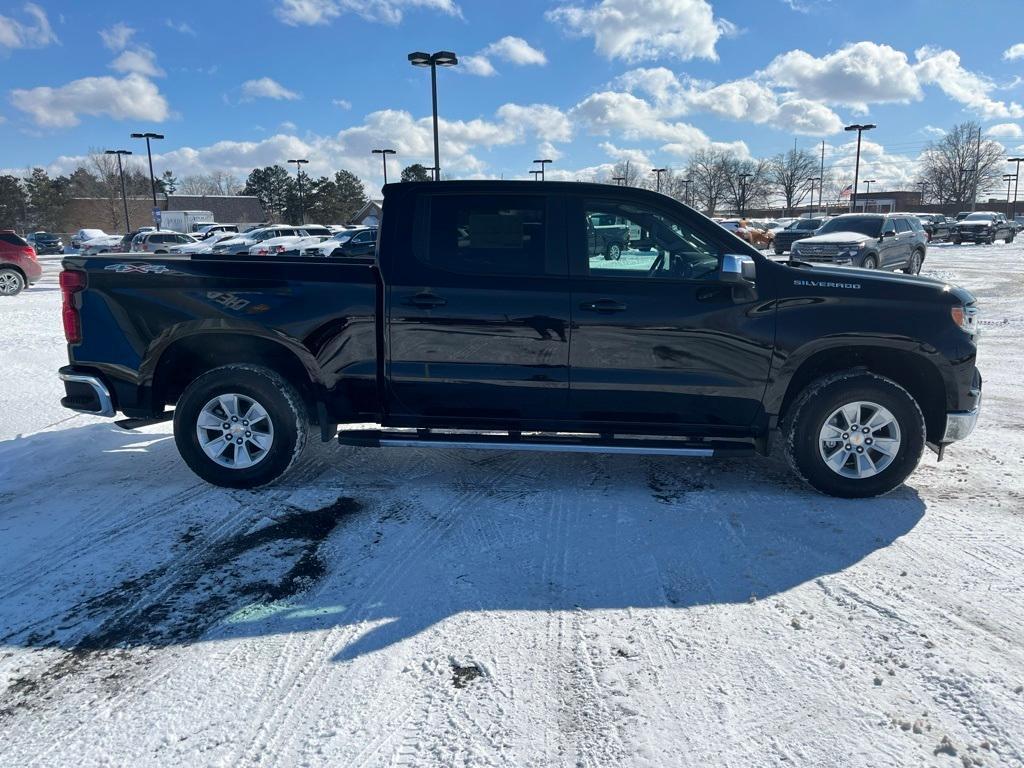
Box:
1005, 234, 1014, 244
173, 365, 309, 488
604, 242, 622, 261
903, 249, 923, 275
775, 247, 785, 256
860, 254, 878, 270
0, 267, 26, 296
951, 237, 960, 245
784, 371, 925, 498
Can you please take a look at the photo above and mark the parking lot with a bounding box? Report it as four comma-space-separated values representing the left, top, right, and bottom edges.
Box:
1, 244, 1023, 766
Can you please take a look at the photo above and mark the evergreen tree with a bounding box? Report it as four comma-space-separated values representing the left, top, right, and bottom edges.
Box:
160, 170, 178, 195
400, 163, 432, 183
24, 168, 70, 232
243, 166, 293, 222
0, 175, 27, 230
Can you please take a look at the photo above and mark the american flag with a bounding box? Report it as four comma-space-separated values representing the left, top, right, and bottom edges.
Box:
839, 184, 853, 199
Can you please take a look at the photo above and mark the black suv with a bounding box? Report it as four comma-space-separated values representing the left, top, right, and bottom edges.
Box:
790, 213, 927, 273
26, 232, 64, 254
907, 213, 951, 243
774, 218, 826, 254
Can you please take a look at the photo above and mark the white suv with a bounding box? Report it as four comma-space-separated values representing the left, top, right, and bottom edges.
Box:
130, 231, 197, 254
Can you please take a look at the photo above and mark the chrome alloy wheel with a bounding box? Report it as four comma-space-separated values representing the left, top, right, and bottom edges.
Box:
196, 393, 274, 469
818, 400, 901, 479
0, 270, 23, 295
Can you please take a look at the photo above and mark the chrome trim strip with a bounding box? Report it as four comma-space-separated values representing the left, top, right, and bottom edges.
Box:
942, 401, 980, 443
375, 437, 715, 457
59, 371, 115, 417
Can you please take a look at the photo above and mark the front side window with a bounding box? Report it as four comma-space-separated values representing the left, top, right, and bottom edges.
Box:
895, 218, 911, 233
418, 194, 547, 276
582, 199, 721, 281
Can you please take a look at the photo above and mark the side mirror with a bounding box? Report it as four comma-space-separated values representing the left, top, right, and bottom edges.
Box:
881, 227, 896, 239
720, 254, 756, 284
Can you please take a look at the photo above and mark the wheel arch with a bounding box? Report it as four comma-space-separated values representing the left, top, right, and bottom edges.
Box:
773, 345, 949, 444
0, 262, 27, 281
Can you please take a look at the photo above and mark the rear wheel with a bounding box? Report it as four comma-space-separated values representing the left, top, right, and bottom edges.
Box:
173, 365, 309, 488
0, 268, 25, 296
904, 249, 923, 275
605, 242, 622, 261
784, 372, 925, 498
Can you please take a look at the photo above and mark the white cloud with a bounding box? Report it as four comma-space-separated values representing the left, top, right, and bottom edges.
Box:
536, 140, 563, 162
921, 125, 946, 137
274, 0, 460, 26
1004, 43, 1024, 62
482, 36, 547, 66
333, 98, 352, 109
986, 123, 1023, 139
495, 103, 572, 142
279, 120, 298, 131
240, 77, 301, 101
0, 3, 58, 49
764, 42, 922, 109
914, 46, 1024, 120
165, 19, 197, 36
99, 22, 134, 51
10, 73, 169, 128
546, 0, 729, 63
110, 47, 165, 78
461, 55, 497, 77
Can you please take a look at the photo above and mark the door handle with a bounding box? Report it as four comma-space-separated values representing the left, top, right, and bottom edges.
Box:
580, 299, 627, 313
407, 292, 447, 308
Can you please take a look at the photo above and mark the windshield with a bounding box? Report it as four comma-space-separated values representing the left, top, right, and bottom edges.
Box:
964, 213, 995, 221
787, 218, 822, 230
817, 216, 883, 237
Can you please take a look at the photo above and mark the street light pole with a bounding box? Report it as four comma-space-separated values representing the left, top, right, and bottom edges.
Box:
530, 170, 542, 181
1004, 174, 1017, 217
807, 176, 820, 215
372, 148, 396, 187
288, 158, 309, 224
130, 132, 164, 229
682, 178, 692, 207
651, 167, 667, 193
1009, 157, 1024, 221
611, 176, 626, 186
408, 51, 458, 181
105, 149, 133, 232
844, 123, 875, 213
533, 158, 552, 181
862, 179, 877, 211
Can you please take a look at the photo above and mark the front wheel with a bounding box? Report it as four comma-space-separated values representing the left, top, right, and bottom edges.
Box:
173, 365, 309, 488
784, 372, 925, 498
0, 268, 26, 296
860, 254, 878, 269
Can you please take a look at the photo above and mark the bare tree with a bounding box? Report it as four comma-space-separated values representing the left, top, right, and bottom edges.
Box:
684, 148, 729, 215
87, 150, 127, 231
723, 156, 771, 216
769, 148, 820, 216
917, 122, 1005, 211
609, 159, 643, 187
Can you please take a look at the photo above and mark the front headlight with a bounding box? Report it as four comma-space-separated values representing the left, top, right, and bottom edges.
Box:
838, 242, 866, 257
951, 305, 980, 335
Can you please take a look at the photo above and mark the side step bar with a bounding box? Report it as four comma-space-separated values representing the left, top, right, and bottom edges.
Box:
338, 429, 755, 458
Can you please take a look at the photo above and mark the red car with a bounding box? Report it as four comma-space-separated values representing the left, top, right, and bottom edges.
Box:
0, 230, 43, 296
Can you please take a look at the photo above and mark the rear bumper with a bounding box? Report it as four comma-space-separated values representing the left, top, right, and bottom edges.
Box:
58, 367, 115, 417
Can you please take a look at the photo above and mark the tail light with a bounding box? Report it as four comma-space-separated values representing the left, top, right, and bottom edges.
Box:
274, 245, 286, 253
24, 246, 37, 260
60, 270, 87, 343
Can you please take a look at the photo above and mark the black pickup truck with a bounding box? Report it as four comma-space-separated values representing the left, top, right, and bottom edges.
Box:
58, 181, 982, 498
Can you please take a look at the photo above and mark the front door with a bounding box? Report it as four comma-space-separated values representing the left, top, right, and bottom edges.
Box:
566, 194, 775, 431
385, 192, 571, 423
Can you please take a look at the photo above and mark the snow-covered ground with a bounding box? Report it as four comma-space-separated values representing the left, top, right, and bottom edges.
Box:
1, 244, 1022, 767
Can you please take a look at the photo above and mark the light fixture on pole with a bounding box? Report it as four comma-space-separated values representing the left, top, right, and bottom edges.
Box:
612, 176, 626, 186
105, 149, 133, 232
130, 132, 164, 229
807, 176, 820, 215
408, 51, 458, 181
738, 172, 753, 216
1009, 157, 1023, 220
372, 148, 396, 186
844, 123, 876, 212
651, 167, 667, 193
529, 170, 542, 181
533, 158, 552, 181
1004, 174, 1017, 217
682, 178, 693, 206
288, 158, 309, 224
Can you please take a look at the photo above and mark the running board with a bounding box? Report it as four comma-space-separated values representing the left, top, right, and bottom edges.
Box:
115, 413, 173, 431
337, 430, 755, 458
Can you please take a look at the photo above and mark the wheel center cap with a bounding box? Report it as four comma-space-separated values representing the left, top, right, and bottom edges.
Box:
851, 433, 864, 446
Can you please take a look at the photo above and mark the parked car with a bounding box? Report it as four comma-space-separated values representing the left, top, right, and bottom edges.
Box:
587, 215, 630, 260
951, 212, 1016, 244
720, 219, 774, 249
773, 217, 827, 254
329, 227, 378, 257
906, 213, 951, 242
25, 231, 64, 254
0, 229, 42, 295
194, 224, 239, 239
956, 211, 972, 221
80, 235, 126, 256
118, 228, 155, 252
247, 227, 333, 257
169, 231, 238, 255
71, 229, 107, 250
59, 180, 981, 498
299, 227, 375, 257
211, 226, 308, 256
130, 231, 198, 254
790, 213, 927, 273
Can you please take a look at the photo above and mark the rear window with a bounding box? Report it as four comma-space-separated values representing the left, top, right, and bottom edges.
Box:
417, 194, 548, 276
1, 233, 29, 246
895, 219, 911, 233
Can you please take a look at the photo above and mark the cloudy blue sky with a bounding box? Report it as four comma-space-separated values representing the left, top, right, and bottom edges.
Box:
1, 0, 1022, 193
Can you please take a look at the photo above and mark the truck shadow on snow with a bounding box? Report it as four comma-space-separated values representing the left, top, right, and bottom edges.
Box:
0, 422, 926, 669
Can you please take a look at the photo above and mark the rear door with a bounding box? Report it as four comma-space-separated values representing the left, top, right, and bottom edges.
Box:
889, 217, 912, 267
566, 193, 775, 430
385, 191, 571, 422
